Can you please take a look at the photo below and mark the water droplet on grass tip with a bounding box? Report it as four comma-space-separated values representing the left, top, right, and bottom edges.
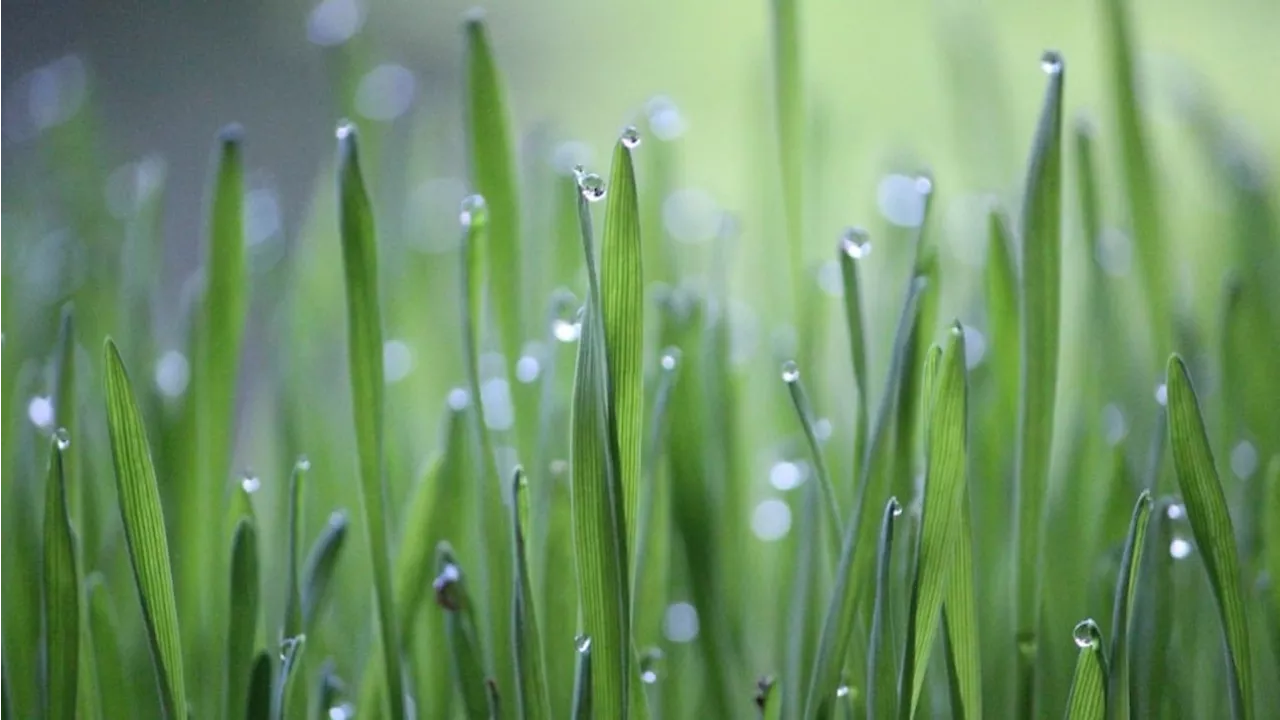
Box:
279, 634, 306, 660
621, 125, 641, 149
241, 473, 261, 494
575, 634, 592, 653
459, 194, 487, 228
836, 685, 851, 698
639, 647, 663, 684
780, 360, 800, 383
839, 227, 871, 259
890, 497, 903, 517
296, 455, 311, 472
1040, 50, 1064, 75
335, 120, 356, 140
1072, 619, 1099, 649
577, 172, 606, 202
1170, 537, 1192, 559
1154, 383, 1168, 406
54, 427, 70, 450
433, 563, 462, 610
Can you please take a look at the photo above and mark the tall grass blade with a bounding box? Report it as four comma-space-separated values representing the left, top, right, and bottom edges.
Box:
942, 488, 982, 720
901, 325, 969, 716
335, 123, 405, 720
804, 272, 927, 718
42, 434, 78, 720
866, 497, 902, 720
572, 637, 593, 720
1267, 456, 1280, 626
600, 138, 645, 579
512, 468, 551, 719
1106, 491, 1152, 720
52, 306, 79, 536
245, 651, 271, 720
782, 361, 842, 540
86, 577, 131, 720
435, 542, 491, 720
224, 518, 260, 720
570, 182, 631, 718
1166, 355, 1253, 719
769, 0, 804, 320
1065, 620, 1107, 720
1013, 52, 1065, 719
283, 459, 307, 643
271, 636, 305, 720
300, 510, 348, 631
102, 339, 187, 718
837, 231, 871, 471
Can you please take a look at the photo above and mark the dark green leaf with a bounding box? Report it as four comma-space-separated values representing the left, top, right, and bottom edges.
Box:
245, 651, 271, 720
436, 542, 491, 720
1106, 491, 1152, 720
866, 497, 902, 720
42, 435, 78, 720
301, 510, 348, 631
512, 468, 551, 720
225, 518, 260, 720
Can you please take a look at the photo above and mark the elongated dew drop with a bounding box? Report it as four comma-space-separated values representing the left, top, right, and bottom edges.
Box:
54, 427, 71, 450
1040, 49, 1064, 75
1072, 619, 1100, 649
780, 360, 800, 383
460, 193, 488, 228
839, 227, 872, 259
639, 647, 663, 684
836, 685, 850, 698
620, 125, 641, 149
551, 290, 583, 342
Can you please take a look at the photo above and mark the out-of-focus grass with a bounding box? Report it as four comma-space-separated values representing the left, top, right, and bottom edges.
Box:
3, 2, 1280, 720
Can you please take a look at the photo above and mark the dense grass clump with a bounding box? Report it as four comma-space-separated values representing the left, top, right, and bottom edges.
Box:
3, 2, 1279, 719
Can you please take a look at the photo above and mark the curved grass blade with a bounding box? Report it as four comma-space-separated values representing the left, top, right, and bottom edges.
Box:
301, 510, 348, 631
283, 459, 308, 644
837, 231, 871, 471
271, 635, 305, 720
224, 518, 260, 720
901, 325, 969, 717
1166, 355, 1253, 719
1065, 620, 1107, 720
571, 637, 593, 720
42, 434, 78, 720
782, 361, 842, 544
942, 490, 982, 720
435, 543, 491, 720
600, 138, 645, 578
803, 273, 928, 718
1013, 53, 1065, 719
757, 676, 781, 720
53, 306, 80, 534
86, 576, 131, 720
1099, 0, 1169, 356
463, 12, 522, 375
1106, 491, 1152, 720
245, 651, 271, 720
512, 468, 551, 720
866, 498, 902, 720
102, 339, 187, 718
335, 123, 405, 720
570, 180, 631, 718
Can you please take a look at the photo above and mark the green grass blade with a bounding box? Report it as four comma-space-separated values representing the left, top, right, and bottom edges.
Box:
52, 306, 80, 534
86, 576, 131, 720
942, 487, 982, 720
600, 138, 645, 581
1013, 52, 1065, 719
271, 636, 305, 720
435, 542, 491, 720
866, 497, 902, 720
901, 325, 969, 717
572, 637, 593, 720
300, 510, 348, 632
1267, 456, 1280, 627
225, 518, 260, 720
769, 0, 803, 318
984, 209, 1019, 432
570, 182, 631, 719
245, 651, 271, 720
283, 459, 308, 643
1065, 620, 1107, 720
837, 230, 872, 471
782, 360, 842, 541
42, 434, 78, 720
1166, 355, 1253, 719
335, 123, 405, 720
512, 468, 551, 720
1099, 0, 1169, 356
804, 273, 927, 718
463, 12, 522, 385
758, 676, 782, 720
102, 339, 187, 719
1106, 491, 1152, 720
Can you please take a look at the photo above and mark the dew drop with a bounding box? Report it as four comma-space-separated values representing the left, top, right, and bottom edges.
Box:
641, 669, 657, 684
54, 427, 70, 450
839, 227, 872, 259
1169, 537, 1192, 559
662, 602, 700, 643
241, 472, 261, 494
621, 125, 641, 149
639, 647, 663, 684
1154, 383, 1168, 406
553, 316, 581, 343
335, 120, 356, 140
780, 360, 800, 383
889, 497, 903, 517
1072, 619, 1099, 649
433, 563, 462, 610
295, 455, 312, 472
575, 634, 592, 653
835, 685, 851, 699
459, 194, 488, 228
1040, 50, 1064, 75
660, 346, 681, 371
577, 172, 607, 202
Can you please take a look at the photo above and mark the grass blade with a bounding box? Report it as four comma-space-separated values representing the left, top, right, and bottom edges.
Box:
572, 637, 593, 720
570, 177, 631, 718
271, 636, 305, 720
837, 230, 872, 472
1267, 456, 1280, 630
1106, 491, 1152, 720
782, 360, 842, 541
283, 458, 307, 643
224, 518, 260, 720
769, 0, 804, 320
102, 339, 187, 718
1166, 355, 1253, 719
600, 137, 645, 581
300, 510, 348, 632
86, 576, 131, 720
866, 497, 902, 720
512, 468, 551, 719
335, 122, 405, 720
1065, 620, 1107, 720
942, 487, 982, 720
757, 676, 782, 720
42, 434, 78, 720
435, 542, 491, 719
245, 651, 271, 720
1013, 52, 1065, 719
901, 325, 969, 717
804, 272, 927, 718
463, 12, 523, 389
